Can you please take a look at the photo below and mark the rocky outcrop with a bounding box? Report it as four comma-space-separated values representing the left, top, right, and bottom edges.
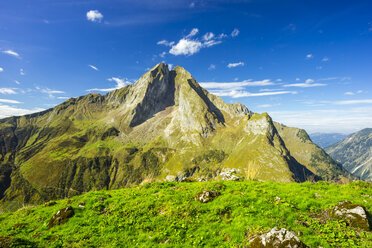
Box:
329, 201, 371, 231
249, 227, 308, 247
48, 206, 74, 228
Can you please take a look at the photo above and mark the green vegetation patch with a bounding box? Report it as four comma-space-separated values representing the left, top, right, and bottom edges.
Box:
0, 181, 371, 247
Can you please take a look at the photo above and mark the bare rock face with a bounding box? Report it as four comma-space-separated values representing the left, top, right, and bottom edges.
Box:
194, 190, 219, 203
48, 206, 74, 228
330, 201, 371, 231
249, 227, 308, 248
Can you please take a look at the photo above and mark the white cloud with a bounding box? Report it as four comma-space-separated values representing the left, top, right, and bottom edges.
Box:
87, 77, 131, 92
210, 89, 297, 98
157, 40, 175, 47
296, 78, 300, 81
269, 107, 372, 133
227, 62, 244, 68
169, 39, 203, 56
306, 54, 313, 59
186, 28, 199, 38
333, 99, 372, 105
200, 79, 275, 90
41, 88, 65, 94
203, 40, 222, 47
14, 80, 20, 85
20, 68, 25, 75
159, 51, 167, 58
0, 67, 3, 72
0, 99, 21, 104
169, 28, 227, 56
2, 50, 20, 58
57, 96, 69, 100
283, 78, 326, 88
86, 10, 103, 22
357, 90, 363, 94
231, 28, 240, 37
168, 64, 173, 70
256, 103, 280, 108
203, 32, 215, 41
322, 57, 329, 62
344, 92, 355, 95
189, 2, 195, 8
208, 64, 216, 70
0, 104, 45, 119
0, 88, 17, 94
88, 65, 99, 71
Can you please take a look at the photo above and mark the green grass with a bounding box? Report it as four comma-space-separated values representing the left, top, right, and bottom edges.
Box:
0, 180, 371, 247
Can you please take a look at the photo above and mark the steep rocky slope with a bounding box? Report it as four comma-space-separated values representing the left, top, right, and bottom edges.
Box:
0, 63, 350, 210
326, 128, 372, 182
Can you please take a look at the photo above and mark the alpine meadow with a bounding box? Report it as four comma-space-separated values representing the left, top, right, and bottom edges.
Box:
0, 1, 371, 247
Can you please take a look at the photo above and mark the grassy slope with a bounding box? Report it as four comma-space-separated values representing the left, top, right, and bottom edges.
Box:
1, 181, 371, 248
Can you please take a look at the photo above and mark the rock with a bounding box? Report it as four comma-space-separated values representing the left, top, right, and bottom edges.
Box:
314, 193, 322, 198
220, 169, 241, 181
194, 190, 219, 203
329, 201, 371, 231
47, 206, 74, 228
249, 227, 308, 248
78, 202, 85, 208
165, 175, 176, 182
274, 196, 281, 203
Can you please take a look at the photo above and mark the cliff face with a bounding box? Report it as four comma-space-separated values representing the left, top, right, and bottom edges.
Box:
0, 63, 350, 211
326, 128, 372, 182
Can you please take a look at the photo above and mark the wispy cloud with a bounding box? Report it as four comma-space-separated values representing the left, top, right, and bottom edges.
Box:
210, 90, 297, 98
0, 67, 3, 72
306, 54, 313, 59
333, 99, 372, 105
256, 103, 280, 108
20, 68, 25, 75
157, 40, 175, 47
2, 50, 20, 58
269, 107, 372, 133
86, 10, 103, 23
200, 79, 275, 90
87, 77, 131, 92
88, 65, 99, 71
322, 57, 329, 62
0, 104, 45, 119
14, 80, 21, 85
0, 88, 17, 94
283, 78, 327, 88
0, 99, 21, 104
208, 64, 216, 70
185, 28, 199, 38
344, 90, 363, 96
231, 28, 240, 37
203, 32, 214, 41
227, 62, 244, 68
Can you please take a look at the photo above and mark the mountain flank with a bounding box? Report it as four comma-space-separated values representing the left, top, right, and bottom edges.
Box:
0, 63, 351, 211
326, 128, 372, 182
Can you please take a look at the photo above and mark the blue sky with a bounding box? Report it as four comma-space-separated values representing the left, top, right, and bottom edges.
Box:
0, 0, 372, 134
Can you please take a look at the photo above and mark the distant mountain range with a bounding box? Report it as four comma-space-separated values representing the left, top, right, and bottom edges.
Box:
310, 133, 348, 148
326, 128, 372, 182
0, 63, 351, 211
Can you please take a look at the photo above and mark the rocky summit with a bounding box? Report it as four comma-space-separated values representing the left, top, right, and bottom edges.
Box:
0, 63, 350, 211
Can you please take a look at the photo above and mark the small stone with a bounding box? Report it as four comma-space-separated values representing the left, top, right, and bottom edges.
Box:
314, 193, 322, 198
47, 206, 74, 228
195, 190, 219, 203
249, 227, 308, 247
274, 196, 281, 203
78, 202, 85, 208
